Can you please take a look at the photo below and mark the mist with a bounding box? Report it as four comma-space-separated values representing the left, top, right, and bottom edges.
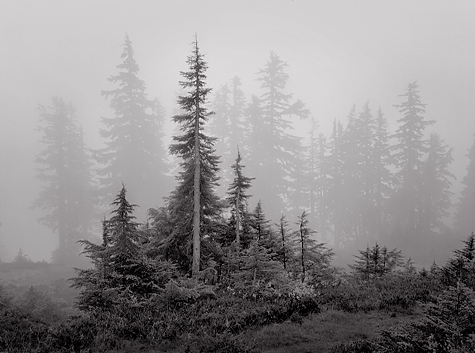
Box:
1, 0, 475, 269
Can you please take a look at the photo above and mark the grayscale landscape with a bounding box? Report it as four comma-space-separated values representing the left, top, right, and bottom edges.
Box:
1, 1, 475, 352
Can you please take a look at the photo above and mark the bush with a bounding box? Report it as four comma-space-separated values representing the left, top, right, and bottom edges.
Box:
378, 282, 475, 352
318, 271, 441, 313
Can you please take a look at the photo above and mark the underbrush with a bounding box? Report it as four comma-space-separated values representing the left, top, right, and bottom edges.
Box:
318, 272, 442, 313
0, 282, 319, 352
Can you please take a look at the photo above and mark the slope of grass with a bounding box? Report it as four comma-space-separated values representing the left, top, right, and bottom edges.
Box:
241, 308, 418, 353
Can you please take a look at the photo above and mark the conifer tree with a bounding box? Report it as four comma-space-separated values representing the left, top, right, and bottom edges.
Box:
209, 76, 248, 196
312, 133, 332, 241
95, 34, 169, 219
419, 133, 454, 245
340, 103, 376, 244
372, 107, 394, 243
276, 214, 293, 271
250, 201, 272, 243
167, 37, 221, 277
304, 118, 326, 231
226, 150, 254, 248
442, 233, 475, 287
32, 97, 95, 263
350, 243, 403, 279
73, 186, 176, 312
235, 202, 281, 285
327, 119, 345, 250
391, 82, 434, 248
246, 52, 309, 220
456, 134, 475, 237
292, 210, 333, 282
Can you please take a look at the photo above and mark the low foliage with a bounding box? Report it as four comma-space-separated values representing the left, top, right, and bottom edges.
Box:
318, 271, 441, 313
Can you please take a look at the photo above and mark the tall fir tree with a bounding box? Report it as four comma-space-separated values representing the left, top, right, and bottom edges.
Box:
456, 134, 475, 238
340, 103, 376, 245
226, 150, 254, 248
390, 81, 434, 254
372, 107, 394, 243
327, 119, 345, 251
419, 133, 454, 252
246, 52, 309, 220
305, 118, 320, 227
314, 132, 332, 242
95, 34, 169, 220
208, 76, 248, 196
167, 37, 221, 277
304, 118, 332, 241
32, 97, 95, 264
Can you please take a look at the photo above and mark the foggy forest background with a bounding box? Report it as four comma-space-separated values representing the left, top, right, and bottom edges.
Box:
1, 1, 475, 269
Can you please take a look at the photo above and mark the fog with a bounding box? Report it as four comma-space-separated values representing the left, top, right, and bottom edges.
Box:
1, 0, 475, 266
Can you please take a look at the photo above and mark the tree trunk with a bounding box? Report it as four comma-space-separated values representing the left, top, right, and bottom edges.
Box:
300, 221, 305, 282
192, 100, 201, 277
235, 187, 240, 247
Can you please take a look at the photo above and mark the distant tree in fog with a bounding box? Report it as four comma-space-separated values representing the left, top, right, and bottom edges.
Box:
209, 76, 248, 195
327, 119, 345, 250
341, 103, 376, 245
304, 118, 331, 240
165, 37, 222, 277
340, 103, 393, 247
246, 51, 309, 220
324, 104, 394, 252
372, 108, 394, 242
95, 34, 170, 219
419, 133, 454, 245
456, 134, 475, 237
390, 81, 434, 253
32, 97, 95, 264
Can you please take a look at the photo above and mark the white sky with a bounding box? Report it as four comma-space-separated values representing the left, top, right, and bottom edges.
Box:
1, 0, 475, 261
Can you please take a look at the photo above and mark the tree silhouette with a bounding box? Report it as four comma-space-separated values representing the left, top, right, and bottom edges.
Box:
32, 97, 95, 263
167, 36, 221, 276
95, 34, 170, 219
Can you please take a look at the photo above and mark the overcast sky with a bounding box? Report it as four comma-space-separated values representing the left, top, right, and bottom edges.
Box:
1, 0, 475, 261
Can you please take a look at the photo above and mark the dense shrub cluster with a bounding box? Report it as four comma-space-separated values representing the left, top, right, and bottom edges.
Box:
318, 271, 441, 313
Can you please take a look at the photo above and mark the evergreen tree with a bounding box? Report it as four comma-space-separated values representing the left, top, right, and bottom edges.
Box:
304, 118, 330, 233
73, 186, 175, 312
292, 210, 333, 283
341, 103, 377, 245
456, 134, 475, 237
276, 214, 293, 270
226, 150, 254, 248
327, 119, 345, 250
313, 132, 332, 242
209, 76, 248, 196
390, 82, 434, 253
32, 97, 95, 264
238, 238, 281, 285
246, 52, 309, 220
95, 34, 169, 219
419, 133, 454, 248
442, 233, 475, 288
167, 37, 221, 277
372, 107, 394, 243
229, 76, 248, 147
250, 201, 272, 243
350, 243, 403, 279
13, 248, 31, 263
